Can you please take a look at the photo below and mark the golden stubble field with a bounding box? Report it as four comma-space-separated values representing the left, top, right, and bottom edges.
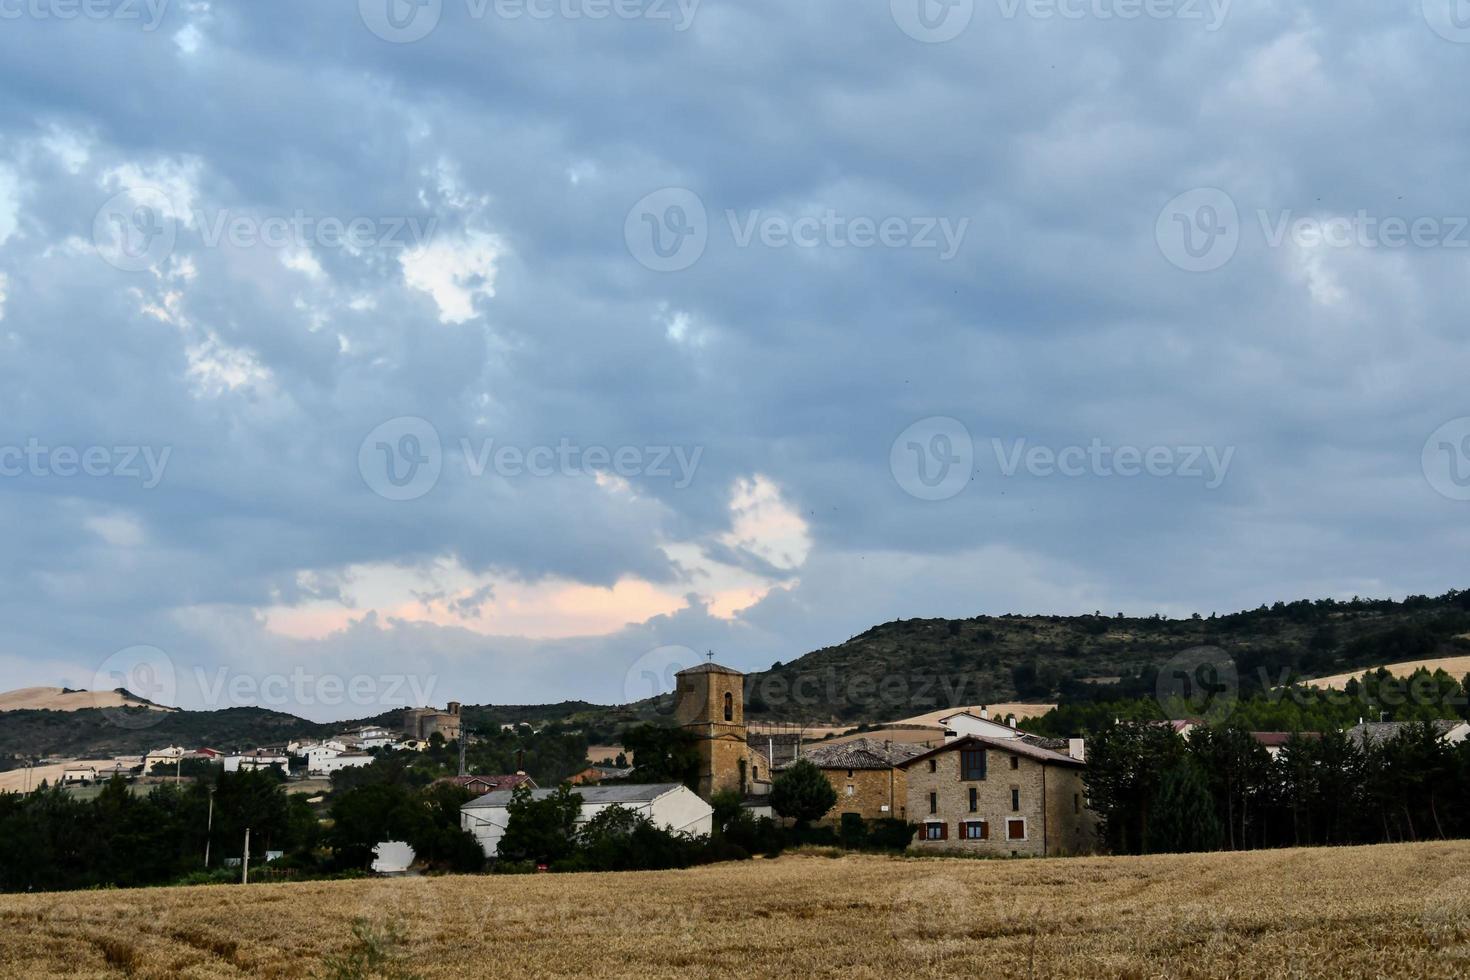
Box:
3, 842, 1470, 979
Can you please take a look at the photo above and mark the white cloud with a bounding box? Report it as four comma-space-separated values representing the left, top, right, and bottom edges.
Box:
399, 230, 504, 324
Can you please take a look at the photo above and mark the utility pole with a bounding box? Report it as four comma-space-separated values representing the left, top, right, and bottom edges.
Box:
458, 731, 467, 777
242, 828, 251, 885
203, 786, 215, 868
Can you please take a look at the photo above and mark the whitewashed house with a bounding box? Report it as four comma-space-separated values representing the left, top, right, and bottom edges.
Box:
296, 741, 350, 774
311, 752, 375, 776
224, 750, 290, 774
61, 766, 98, 785
937, 709, 1024, 741
144, 745, 189, 774
339, 726, 396, 751
460, 783, 713, 859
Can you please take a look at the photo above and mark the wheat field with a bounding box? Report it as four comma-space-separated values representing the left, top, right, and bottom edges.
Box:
2, 842, 1469, 978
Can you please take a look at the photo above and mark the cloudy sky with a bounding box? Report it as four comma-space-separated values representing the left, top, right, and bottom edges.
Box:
2, 0, 1468, 720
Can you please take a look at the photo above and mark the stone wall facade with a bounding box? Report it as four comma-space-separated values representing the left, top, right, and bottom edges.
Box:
818, 766, 908, 824
904, 742, 1093, 856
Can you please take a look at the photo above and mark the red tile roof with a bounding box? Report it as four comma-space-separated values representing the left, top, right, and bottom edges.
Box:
440, 773, 536, 795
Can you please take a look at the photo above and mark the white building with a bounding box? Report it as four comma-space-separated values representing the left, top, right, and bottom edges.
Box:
311, 752, 375, 776
144, 745, 189, 774
224, 750, 290, 774
460, 783, 713, 859
938, 709, 1023, 741
61, 766, 98, 785
339, 726, 396, 751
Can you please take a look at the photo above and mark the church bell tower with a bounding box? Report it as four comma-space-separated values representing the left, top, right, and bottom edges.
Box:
675, 660, 747, 800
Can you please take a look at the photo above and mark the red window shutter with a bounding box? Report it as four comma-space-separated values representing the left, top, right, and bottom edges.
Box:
980, 820, 989, 840
939, 822, 949, 840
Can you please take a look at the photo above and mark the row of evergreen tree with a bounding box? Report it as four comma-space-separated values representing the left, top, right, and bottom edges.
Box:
1086, 721, 1470, 854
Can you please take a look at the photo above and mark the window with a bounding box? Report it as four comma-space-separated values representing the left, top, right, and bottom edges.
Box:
1074, 793, 1080, 815
963, 820, 988, 840
928, 759, 937, 773
968, 787, 977, 812
845, 784, 854, 797
1009, 755, 1020, 771
1011, 788, 1020, 811
753, 766, 758, 781
923, 823, 947, 841
723, 692, 733, 721
1007, 818, 1027, 841
847, 769, 853, 777
960, 747, 986, 780
928, 791, 937, 815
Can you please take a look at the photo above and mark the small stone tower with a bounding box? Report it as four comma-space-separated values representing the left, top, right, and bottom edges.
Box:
675, 661, 747, 800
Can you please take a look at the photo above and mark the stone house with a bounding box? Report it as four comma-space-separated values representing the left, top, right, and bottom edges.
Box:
898, 734, 1096, 857
795, 737, 924, 824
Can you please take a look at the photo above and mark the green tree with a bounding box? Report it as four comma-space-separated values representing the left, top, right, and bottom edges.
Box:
770, 759, 837, 828
497, 784, 582, 865
1144, 762, 1222, 853
622, 725, 700, 788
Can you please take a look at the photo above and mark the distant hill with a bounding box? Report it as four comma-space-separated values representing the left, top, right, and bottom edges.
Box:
0, 706, 388, 761
0, 686, 174, 713
5, 590, 1468, 763
723, 590, 1470, 724
1302, 653, 1470, 690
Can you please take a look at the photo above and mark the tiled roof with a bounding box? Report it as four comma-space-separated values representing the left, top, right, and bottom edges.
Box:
797, 737, 927, 770
1347, 719, 1466, 747
675, 662, 743, 676
897, 734, 1085, 769
442, 773, 534, 791
462, 782, 687, 809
